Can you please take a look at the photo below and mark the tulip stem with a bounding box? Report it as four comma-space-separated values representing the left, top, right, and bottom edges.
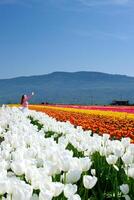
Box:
64, 172, 67, 184
104, 165, 111, 195
84, 188, 88, 200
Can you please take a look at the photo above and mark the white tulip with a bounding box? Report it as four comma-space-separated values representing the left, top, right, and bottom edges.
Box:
113, 145, 124, 158
0, 160, 9, 170
25, 167, 38, 183
79, 157, 92, 172
45, 161, 60, 176
102, 134, 110, 143
58, 136, 68, 148
83, 175, 97, 189
0, 181, 9, 194
106, 155, 118, 165
39, 190, 53, 200
127, 167, 134, 179
121, 138, 131, 148
52, 182, 64, 197
122, 152, 133, 165
120, 184, 129, 195
12, 187, 26, 200
1, 149, 11, 160
68, 194, 81, 200
59, 156, 70, 172
66, 170, 82, 184
64, 184, 77, 198
11, 161, 25, 176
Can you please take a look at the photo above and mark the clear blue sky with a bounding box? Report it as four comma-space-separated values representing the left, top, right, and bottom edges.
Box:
0, 0, 134, 78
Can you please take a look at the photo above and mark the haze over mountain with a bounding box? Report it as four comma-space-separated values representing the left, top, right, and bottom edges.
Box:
0, 71, 134, 105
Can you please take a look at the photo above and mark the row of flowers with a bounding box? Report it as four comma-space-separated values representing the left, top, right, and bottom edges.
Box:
29, 105, 134, 142
0, 106, 134, 199
49, 105, 134, 114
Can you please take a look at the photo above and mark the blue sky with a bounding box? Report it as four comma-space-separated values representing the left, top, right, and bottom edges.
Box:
0, 0, 134, 78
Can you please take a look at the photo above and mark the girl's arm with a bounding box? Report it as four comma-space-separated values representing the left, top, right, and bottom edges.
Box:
27, 92, 34, 100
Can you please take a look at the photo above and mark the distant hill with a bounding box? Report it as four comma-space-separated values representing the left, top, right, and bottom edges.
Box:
0, 71, 134, 105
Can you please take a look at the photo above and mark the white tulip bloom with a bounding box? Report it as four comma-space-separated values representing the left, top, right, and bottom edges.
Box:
122, 152, 133, 165
120, 184, 129, 195
11, 181, 33, 200
52, 182, 64, 197
103, 133, 110, 141
106, 155, 118, 165
25, 167, 39, 187
121, 138, 131, 148
0, 160, 9, 170
45, 161, 60, 176
59, 157, 71, 172
66, 169, 82, 184
69, 158, 82, 171
68, 194, 81, 200
113, 145, 124, 158
64, 184, 77, 198
12, 188, 26, 200
11, 161, 25, 176
83, 175, 97, 189
39, 190, 53, 200
0, 180, 9, 194
58, 136, 68, 148
1, 149, 11, 161
0, 170, 7, 179
127, 167, 134, 179
79, 157, 92, 172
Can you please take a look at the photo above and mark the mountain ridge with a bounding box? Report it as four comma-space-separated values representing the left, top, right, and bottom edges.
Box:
0, 71, 134, 81
0, 71, 134, 105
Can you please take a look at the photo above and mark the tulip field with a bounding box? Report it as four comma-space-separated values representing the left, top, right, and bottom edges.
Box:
0, 105, 133, 199
29, 105, 134, 142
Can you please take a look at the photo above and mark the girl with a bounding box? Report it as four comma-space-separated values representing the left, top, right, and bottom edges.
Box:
20, 92, 34, 112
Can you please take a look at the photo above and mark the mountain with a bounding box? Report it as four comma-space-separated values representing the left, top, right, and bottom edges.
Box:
0, 71, 134, 105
